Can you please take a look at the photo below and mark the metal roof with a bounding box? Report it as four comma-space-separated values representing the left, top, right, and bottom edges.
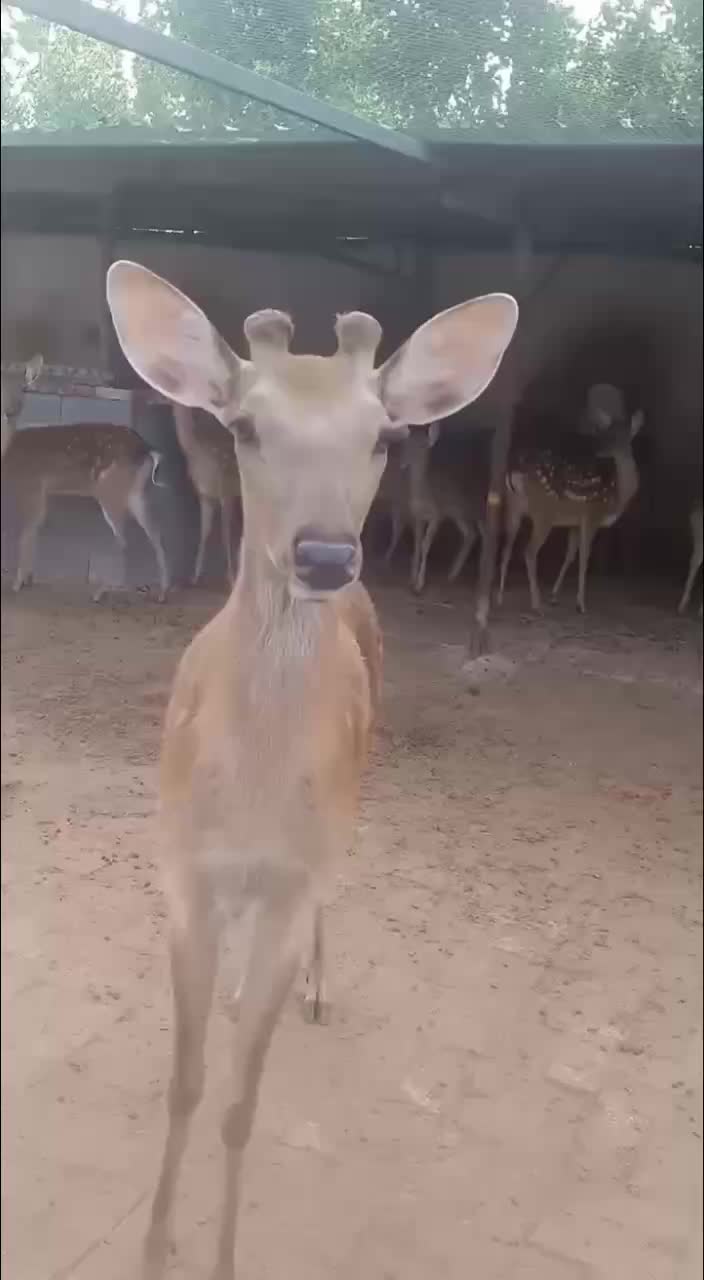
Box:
2, 136, 701, 255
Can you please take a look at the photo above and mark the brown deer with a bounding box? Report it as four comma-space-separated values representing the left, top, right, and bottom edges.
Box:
1, 354, 43, 457
373, 436, 412, 564
678, 504, 703, 617
497, 406, 644, 614
2, 421, 170, 602
171, 403, 241, 585
106, 259, 517, 1280
403, 423, 487, 594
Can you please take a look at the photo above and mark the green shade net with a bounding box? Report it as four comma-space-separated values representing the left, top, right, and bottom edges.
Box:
2, 0, 702, 144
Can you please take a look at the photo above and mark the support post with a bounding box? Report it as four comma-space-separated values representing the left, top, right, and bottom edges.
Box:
467, 225, 533, 659
98, 191, 118, 383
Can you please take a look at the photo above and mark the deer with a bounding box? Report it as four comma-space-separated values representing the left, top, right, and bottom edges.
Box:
171, 403, 242, 586
497, 405, 644, 614
105, 259, 518, 1280
678, 503, 703, 617
2, 420, 170, 602
373, 436, 412, 565
403, 423, 487, 594
1, 353, 44, 457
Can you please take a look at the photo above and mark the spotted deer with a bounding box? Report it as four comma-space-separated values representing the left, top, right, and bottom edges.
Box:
498, 406, 644, 613
106, 260, 517, 1280
2, 420, 170, 601
171, 404, 241, 585
1, 353, 43, 457
678, 503, 703, 617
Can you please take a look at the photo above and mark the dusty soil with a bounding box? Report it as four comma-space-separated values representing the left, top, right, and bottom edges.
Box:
2, 575, 702, 1280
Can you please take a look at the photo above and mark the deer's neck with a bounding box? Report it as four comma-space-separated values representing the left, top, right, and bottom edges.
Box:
226, 539, 324, 676
172, 404, 197, 453
610, 450, 639, 510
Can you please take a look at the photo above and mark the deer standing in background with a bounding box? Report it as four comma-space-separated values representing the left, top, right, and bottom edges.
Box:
1, 354, 43, 457
171, 404, 241, 586
678, 504, 703, 617
498, 406, 644, 613
2, 421, 170, 602
374, 437, 412, 564
404, 423, 486, 594
106, 259, 517, 1280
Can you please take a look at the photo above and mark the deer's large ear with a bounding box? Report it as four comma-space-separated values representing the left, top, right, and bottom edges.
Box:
377, 294, 518, 425
106, 261, 245, 418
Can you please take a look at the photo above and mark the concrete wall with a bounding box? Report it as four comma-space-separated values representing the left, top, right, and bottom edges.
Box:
2, 232, 702, 588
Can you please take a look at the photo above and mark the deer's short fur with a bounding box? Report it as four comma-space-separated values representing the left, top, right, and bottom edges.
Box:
2, 421, 170, 601
106, 259, 517, 1280
404, 423, 486, 594
678, 504, 703, 617
172, 404, 241, 585
498, 407, 644, 614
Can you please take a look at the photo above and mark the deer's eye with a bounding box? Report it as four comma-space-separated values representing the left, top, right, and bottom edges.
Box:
373, 424, 408, 456
231, 414, 259, 447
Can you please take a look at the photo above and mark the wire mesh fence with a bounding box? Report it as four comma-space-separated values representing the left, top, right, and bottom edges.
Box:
2, 0, 702, 145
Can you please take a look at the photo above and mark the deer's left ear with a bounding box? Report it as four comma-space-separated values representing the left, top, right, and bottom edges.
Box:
106, 261, 246, 420
377, 294, 518, 425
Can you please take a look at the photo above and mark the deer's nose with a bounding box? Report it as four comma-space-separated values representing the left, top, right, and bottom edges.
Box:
293, 530, 358, 591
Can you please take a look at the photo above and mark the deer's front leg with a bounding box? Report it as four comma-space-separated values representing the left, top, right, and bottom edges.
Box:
143, 898, 219, 1279
413, 516, 439, 594
524, 517, 550, 613
211, 893, 310, 1280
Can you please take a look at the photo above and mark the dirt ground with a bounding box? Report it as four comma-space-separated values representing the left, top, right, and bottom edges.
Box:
2, 573, 702, 1280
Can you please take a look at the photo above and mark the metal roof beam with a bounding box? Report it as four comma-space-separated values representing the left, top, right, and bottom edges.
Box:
14, 0, 431, 165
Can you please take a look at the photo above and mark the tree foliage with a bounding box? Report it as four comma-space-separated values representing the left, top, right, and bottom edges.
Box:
1, 0, 702, 139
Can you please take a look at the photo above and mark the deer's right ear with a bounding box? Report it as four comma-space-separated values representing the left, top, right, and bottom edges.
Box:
106, 261, 245, 418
